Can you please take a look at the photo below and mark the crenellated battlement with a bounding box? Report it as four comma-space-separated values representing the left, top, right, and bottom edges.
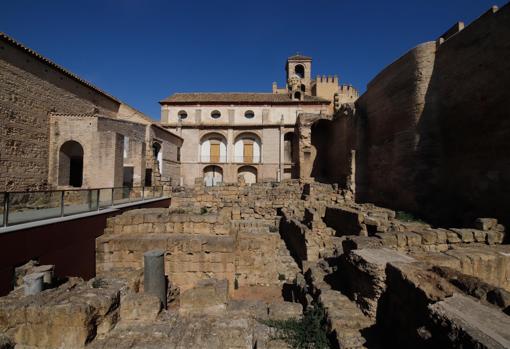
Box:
338, 84, 359, 98
315, 75, 339, 84
436, 4, 503, 46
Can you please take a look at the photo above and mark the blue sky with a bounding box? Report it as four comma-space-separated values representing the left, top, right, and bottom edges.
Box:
3, 0, 506, 120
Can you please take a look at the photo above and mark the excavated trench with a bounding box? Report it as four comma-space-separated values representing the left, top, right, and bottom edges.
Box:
276, 201, 510, 349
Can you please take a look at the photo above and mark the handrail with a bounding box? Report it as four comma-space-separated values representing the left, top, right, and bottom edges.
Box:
3, 185, 154, 194
1, 186, 164, 228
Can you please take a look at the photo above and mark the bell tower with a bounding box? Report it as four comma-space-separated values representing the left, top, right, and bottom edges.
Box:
286, 54, 312, 99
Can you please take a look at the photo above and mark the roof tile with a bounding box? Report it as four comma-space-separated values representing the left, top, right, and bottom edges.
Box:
160, 93, 329, 105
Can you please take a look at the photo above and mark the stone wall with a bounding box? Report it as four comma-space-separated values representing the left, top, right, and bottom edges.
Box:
0, 33, 182, 192
96, 205, 300, 294
97, 181, 345, 295
317, 4, 510, 229
47, 115, 147, 188
0, 34, 119, 191
278, 185, 510, 349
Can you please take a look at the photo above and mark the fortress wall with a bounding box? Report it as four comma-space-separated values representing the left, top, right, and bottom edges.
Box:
354, 41, 436, 210
420, 4, 510, 226
345, 4, 510, 227
0, 36, 120, 192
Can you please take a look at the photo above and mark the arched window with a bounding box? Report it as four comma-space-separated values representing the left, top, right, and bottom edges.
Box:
293, 91, 301, 100
244, 110, 255, 119
234, 133, 261, 163
238, 166, 257, 184
178, 110, 188, 120
58, 140, 84, 187
203, 165, 223, 186
152, 142, 161, 159
295, 64, 305, 78
200, 133, 227, 163
211, 110, 221, 119
300, 84, 306, 92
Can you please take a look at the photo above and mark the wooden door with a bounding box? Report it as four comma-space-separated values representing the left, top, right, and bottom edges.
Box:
243, 143, 253, 163
210, 143, 220, 163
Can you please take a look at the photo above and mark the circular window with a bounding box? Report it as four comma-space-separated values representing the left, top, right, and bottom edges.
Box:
244, 110, 255, 119
211, 110, 221, 119
178, 110, 188, 119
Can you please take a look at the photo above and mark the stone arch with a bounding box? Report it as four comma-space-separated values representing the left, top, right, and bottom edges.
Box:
295, 64, 305, 78
238, 166, 257, 184
310, 119, 331, 180
203, 165, 223, 186
58, 140, 84, 187
152, 141, 163, 173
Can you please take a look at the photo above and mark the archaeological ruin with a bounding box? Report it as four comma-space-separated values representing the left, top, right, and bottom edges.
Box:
1, 2, 510, 349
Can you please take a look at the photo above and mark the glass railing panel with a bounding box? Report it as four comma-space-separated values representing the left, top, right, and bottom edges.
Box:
63, 190, 96, 216
7, 191, 62, 226
0, 186, 167, 228
99, 188, 113, 208
130, 187, 143, 201
90, 189, 99, 211
144, 186, 154, 199
112, 187, 130, 205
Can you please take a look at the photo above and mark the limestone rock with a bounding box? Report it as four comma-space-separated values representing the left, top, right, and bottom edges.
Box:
120, 292, 161, 323
267, 302, 302, 320
179, 278, 228, 315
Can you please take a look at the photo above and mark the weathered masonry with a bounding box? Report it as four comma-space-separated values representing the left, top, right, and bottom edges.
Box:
0, 33, 182, 192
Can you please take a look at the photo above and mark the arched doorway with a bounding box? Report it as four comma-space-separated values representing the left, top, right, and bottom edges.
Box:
58, 140, 84, 187
238, 166, 257, 184
203, 165, 223, 186
152, 142, 162, 174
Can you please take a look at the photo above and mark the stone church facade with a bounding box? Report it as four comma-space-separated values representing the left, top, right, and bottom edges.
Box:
160, 55, 358, 186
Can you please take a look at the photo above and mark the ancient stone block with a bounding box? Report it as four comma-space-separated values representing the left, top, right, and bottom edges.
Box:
120, 292, 161, 323
429, 294, 510, 349
474, 218, 498, 231
267, 302, 302, 320
179, 278, 229, 315
486, 230, 504, 245
450, 229, 475, 243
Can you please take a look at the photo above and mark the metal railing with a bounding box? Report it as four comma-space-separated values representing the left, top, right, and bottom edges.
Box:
1, 186, 164, 228
200, 155, 227, 163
